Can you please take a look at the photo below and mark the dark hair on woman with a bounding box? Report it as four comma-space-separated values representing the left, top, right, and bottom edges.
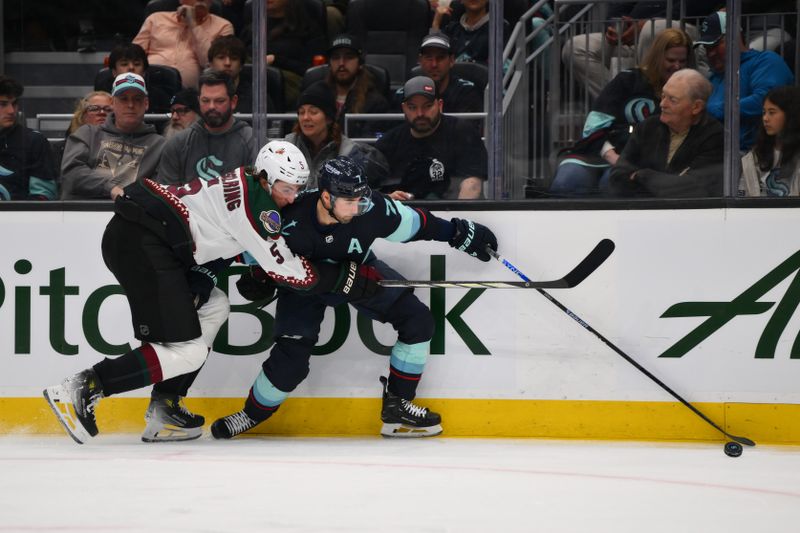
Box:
753, 85, 800, 177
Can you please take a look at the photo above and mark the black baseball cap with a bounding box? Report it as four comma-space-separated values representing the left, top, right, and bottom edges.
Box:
328, 34, 363, 56
695, 11, 727, 47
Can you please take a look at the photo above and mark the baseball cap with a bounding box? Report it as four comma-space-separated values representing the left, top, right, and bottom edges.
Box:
420, 32, 451, 53
695, 11, 726, 47
402, 76, 436, 102
328, 34, 362, 56
112, 72, 148, 96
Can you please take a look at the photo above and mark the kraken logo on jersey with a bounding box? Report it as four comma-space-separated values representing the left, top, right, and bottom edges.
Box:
259, 210, 282, 234
429, 158, 445, 182
624, 97, 656, 125
196, 156, 224, 181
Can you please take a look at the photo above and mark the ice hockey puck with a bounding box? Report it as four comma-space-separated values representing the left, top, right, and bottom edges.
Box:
724, 441, 743, 457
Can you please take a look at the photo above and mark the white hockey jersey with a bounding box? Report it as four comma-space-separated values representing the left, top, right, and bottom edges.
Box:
133, 168, 317, 290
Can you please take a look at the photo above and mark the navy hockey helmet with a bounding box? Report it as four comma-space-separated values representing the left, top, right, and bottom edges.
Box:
318, 156, 372, 215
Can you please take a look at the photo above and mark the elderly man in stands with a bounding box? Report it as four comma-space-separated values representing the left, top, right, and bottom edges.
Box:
157, 70, 254, 184
609, 68, 723, 197
133, 0, 233, 89
394, 32, 483, 113
61, 73, 165, 200
696, 11, 794, 152
375, 76, 487, 200
0, 75, 58, 201
163, 87, 200, 139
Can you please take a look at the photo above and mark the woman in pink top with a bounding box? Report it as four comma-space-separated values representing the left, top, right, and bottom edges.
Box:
134, 0, 233, 89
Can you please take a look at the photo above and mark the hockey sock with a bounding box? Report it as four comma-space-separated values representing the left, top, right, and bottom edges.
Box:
152, 361, 206, 397
387, 340, 428, 399
93, 344, 163, 396
244, 370, 287, 421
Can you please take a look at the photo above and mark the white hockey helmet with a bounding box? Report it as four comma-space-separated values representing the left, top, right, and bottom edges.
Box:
253, 140, 310, 188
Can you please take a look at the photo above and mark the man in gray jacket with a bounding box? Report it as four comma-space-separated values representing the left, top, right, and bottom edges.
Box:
61, 73, 165, 200
157, 70, 255, 184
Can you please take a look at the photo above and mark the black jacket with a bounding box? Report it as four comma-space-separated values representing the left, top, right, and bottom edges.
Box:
609, 113, 724, 198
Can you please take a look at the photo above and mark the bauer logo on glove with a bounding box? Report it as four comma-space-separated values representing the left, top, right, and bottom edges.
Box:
448, 218, 498, 262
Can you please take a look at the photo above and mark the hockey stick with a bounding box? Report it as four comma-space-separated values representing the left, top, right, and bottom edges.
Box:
491, 244, 756, 447
379, 238, 616, 289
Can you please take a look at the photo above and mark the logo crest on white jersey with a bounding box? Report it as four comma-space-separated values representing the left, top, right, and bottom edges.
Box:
259, 210, 282, 234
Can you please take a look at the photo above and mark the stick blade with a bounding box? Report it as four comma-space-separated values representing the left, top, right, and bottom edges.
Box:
557, 238, 616, 288
730, 435, 756, 447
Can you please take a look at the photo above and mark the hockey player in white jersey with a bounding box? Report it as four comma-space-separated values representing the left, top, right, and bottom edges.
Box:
43, 141, 380, 444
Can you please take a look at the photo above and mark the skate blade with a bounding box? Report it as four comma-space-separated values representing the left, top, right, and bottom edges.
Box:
380, 423, 443, 438
43, 387, 92, 445
141, 424, 203, 443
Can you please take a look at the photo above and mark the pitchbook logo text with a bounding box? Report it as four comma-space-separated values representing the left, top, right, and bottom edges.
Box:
660, 248, 800, 358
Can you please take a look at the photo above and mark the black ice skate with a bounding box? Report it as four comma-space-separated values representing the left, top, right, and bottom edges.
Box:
379, 376, 443, 438
43, 369, 104, 444
211, 410, 260, 439
141, 392, 205, 443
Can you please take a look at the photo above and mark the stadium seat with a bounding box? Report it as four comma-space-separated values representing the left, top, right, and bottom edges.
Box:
242, 0, 327, 44
410, 61, 488, 92
300, 63, 392, 102
345, 0, 430, 90
240, 64, 286, 112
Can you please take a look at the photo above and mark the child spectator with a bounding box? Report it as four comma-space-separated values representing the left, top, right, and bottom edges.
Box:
739, 86, 800, 197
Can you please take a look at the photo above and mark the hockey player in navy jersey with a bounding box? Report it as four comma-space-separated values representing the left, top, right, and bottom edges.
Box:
211, 155, 498, 439
43, 142, 380, 444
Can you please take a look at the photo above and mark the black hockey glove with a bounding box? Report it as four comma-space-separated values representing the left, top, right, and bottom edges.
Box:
333, 261, 383, 302
236, 266, 277, 303
448, 218, 498, 262
187, 264, 218, 310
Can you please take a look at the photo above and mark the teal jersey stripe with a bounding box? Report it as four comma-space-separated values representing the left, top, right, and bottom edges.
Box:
385, 199, 421, 243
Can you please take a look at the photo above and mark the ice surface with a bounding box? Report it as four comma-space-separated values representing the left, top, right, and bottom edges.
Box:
1, 435, 798, 532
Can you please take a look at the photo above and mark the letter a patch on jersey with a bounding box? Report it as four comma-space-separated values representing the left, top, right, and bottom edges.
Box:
348, 238, 363, 254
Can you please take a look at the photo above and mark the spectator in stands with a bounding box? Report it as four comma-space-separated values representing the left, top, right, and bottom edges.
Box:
163, 88, 201, 139
66, 91, 113, 137
61, 73, 165, 200
560, 2, 718, 99
208, 35, 253, 113
133, 0, 233, 89
393, 32, 483, 113
319, 34, 389, 137
95, 43, 177, 114
609, 69, 723, 197
157, 70, 254, 184
375, 76, 487, 200
284, 83, 389, 189
432, 0, 509, 64
696, 11, 795, 152
0, 76, 58, 201
550, 28, 695, 197
739, 86, 800, 196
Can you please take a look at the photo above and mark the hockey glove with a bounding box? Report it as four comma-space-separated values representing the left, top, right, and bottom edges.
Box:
187, 264, 218, 310
236, 266, 277, 303
448, 218, 498, 262
334, 261, 382, 302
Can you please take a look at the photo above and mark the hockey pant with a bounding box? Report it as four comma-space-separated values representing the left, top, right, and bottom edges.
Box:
94, 215, 230, 396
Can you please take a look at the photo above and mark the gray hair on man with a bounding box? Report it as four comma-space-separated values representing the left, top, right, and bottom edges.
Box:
669, 68, 712, 103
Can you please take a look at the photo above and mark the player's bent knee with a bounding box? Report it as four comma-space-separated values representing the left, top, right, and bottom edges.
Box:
392, 295, 435, 345
153, 337, 209, 381
263, 336, 315, 392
